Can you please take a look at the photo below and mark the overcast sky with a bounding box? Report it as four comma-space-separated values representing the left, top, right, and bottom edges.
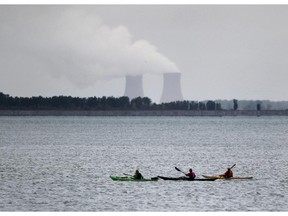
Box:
0, 5, 288, 103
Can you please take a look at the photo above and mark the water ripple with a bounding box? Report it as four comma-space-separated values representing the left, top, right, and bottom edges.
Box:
0, 116, 287, 211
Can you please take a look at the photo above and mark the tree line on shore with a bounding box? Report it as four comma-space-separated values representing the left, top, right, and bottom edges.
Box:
1, 92, 287, 111
0, 92, 223, 111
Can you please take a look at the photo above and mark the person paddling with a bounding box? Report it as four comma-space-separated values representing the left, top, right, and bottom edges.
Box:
185, 168, 196, 180
222, 167, 233, 178
133, 170, 143, 180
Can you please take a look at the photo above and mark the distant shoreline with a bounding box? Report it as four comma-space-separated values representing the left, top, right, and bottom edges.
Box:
0, 110, 288, 116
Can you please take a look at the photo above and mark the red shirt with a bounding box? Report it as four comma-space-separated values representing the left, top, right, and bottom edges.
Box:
224, 170, 233, 178
186, 171, 196, 179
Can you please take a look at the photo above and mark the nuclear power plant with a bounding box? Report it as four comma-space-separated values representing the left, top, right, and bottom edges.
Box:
124, 75, 144, 99
160, 72, 183, 103
124, 72, 183, 103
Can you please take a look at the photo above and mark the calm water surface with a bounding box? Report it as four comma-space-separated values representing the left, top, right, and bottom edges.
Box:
0, 116, 287, 211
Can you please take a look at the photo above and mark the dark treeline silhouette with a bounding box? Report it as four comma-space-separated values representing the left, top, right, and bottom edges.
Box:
0, 92, 222, 111
2, 92, 288, 111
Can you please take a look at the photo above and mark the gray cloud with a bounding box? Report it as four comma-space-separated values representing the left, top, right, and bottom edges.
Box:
0, 7, 179, 89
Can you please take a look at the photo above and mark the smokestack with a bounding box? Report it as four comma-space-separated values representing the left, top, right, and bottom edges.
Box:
124, 75, 144, 99
160, 72, 183, 103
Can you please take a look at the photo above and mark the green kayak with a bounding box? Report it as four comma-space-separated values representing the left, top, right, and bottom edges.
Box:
110, 176, 158, 182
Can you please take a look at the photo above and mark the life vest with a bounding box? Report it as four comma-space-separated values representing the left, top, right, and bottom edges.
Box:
224, 170, 233, 178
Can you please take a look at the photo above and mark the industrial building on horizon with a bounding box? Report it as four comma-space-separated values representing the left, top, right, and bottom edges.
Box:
160, 72, 183, 103
123, 74, 144, 99
123, 72, 183, 103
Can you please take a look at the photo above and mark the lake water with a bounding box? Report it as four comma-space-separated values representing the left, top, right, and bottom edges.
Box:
0, 116, 287, 211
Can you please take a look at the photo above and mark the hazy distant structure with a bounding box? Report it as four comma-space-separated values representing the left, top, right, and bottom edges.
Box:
124, 75, 144, 99
160, 72, 183, 103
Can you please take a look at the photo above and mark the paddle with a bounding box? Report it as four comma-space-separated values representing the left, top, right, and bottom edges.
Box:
175, 167, 186, 175
123, 173, 133, 177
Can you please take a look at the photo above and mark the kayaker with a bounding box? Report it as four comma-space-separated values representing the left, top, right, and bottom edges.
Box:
223, 168, 233, 178
185, 168, 196, 179
133, 170, 143, 180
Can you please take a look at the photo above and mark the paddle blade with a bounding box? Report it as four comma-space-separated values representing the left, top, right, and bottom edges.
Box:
175, 167, 181, 172
230, 164, 236, 169
175, 167, 186, 175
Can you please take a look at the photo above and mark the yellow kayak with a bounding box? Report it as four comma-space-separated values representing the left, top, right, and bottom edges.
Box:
202, 175, 253, 180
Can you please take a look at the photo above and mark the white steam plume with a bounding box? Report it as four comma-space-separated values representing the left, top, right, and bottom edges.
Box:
0, 7, 179, 89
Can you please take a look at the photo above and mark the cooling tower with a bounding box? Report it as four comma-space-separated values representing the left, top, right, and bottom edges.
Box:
160, 72, 183, 103
124, 75, 144, 99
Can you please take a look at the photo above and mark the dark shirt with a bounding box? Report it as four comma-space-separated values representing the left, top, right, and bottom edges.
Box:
133, 172, 143, 179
